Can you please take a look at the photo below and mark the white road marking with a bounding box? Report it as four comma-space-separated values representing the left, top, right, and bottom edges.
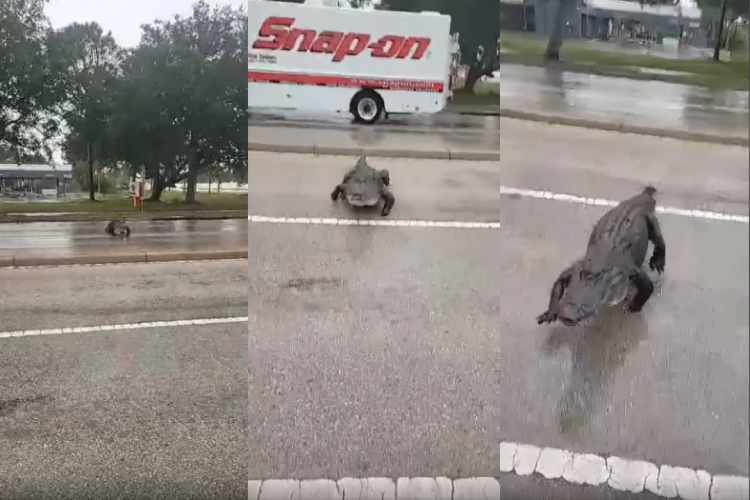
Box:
249, 185, 748, 226
497, 186, 749, 224
0, 316, 248, 339
249, 215, 503, 229
249, 442, 749, 499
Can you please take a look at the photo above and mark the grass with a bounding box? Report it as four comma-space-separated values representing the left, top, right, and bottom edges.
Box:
499, 31, 750, 91
450, 80, 501, 107
0, 192, 248, 215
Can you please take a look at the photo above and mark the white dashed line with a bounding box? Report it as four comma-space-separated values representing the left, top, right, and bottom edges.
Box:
497, 186, 749, 223
249, 215, 503, 229
248, 442, 749, 499
0, 316, 249, 339
249, 185, 748, 226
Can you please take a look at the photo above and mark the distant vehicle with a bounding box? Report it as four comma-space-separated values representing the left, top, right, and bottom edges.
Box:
247, 0, 455, 124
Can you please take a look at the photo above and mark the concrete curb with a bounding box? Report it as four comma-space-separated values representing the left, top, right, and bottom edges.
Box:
248, 142, 500, 161
498, 108, 750, 147
1, 249, 248, 268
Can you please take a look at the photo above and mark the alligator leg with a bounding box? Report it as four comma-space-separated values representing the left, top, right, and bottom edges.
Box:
536, 262, 581, 324
331, 169, 356, 201
379, 186, 395, 216
330, 184, 345, 201
646, 214, 666, 273
627, 270, 655, 313
379, 169, 390, 187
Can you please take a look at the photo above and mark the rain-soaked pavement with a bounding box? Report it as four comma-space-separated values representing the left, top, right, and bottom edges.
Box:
0, 219, 248, 259
249, 63, 749, 139
0, 260, 247, 499
248, 115, 501, 154
249, 119, 749, 484
498, 64, 749, 137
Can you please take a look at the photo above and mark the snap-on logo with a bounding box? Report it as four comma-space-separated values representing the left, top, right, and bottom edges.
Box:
251, 16, 431, 62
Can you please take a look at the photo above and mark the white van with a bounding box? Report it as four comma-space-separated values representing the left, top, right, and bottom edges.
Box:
248, 0, 454, 124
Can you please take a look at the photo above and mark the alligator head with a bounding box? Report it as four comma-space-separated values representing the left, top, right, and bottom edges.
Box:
344, 156, 385, 207
556, 266, 630, 326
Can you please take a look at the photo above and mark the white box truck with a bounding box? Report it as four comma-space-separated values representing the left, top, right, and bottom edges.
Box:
248, 0, 455, 124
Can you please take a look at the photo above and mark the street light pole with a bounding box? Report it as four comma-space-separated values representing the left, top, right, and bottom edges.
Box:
712, 0, 729, 61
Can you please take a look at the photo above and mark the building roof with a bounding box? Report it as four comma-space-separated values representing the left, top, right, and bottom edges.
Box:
585, 0, 701, 20
0, 163, 73, 179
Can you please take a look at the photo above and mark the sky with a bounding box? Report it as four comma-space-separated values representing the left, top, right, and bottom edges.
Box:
44, 0, 248, 48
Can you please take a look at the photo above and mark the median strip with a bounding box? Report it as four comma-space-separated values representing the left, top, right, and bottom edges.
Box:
247, 142, 500, 161
0, 249, 248, 268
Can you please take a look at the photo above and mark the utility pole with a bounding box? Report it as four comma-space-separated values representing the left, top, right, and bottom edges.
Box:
712, 0, 729, 61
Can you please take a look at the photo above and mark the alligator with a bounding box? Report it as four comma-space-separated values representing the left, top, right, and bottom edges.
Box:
105, 220, 131, 239
330, 156, 395, 216
536, 186, 666, 326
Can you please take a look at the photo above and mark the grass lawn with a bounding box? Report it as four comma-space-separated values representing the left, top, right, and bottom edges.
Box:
499, 31, 750, 91
0, 192, 248, 215
450, 80, 500, 107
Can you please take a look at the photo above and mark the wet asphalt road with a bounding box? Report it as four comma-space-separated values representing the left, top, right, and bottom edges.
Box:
0, 260, 247, 500
248, 114, 502, 154
0, 219, 248, 259
498, 65, 750, 138
249, 63, 749, 138
248, 119, 748, 482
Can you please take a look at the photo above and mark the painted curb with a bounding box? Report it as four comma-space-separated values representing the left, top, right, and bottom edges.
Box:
248, 477, 500, 500
498, 108, 750, 147
247, 441, 750, 499
2, 249, 248, 268
248, 142, 500, 161
248, 471, 749, 500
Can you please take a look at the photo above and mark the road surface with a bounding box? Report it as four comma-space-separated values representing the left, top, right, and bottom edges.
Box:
0, 260, 247, 500
0, 219, 248, 259
248, 119, 748, 491
498, 64, 750, 138
249, 64, 749, 139
248, 116, 501, 155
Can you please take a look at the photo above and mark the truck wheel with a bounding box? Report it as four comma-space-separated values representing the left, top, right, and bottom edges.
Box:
351, 90, 383, 124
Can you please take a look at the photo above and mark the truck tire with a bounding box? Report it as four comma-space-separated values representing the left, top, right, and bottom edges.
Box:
351, 90, 384, 124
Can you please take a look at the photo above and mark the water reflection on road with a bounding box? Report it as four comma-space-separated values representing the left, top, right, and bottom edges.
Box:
0, 219, 248, 255
498, 64, 749, 137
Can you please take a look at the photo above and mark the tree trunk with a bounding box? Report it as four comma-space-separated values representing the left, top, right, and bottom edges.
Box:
86, 142, 96, 201
150, 175, 165, 201
463, 65, 484, 93
712, 0, 728, 61
545, 0, 568, 61
185, 143, 201, 203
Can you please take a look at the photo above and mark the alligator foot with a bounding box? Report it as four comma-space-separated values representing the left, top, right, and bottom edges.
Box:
330, 184, 344, 201
627, 270, 654, 313
380, 186, 395, 216
536, 310, 557, 325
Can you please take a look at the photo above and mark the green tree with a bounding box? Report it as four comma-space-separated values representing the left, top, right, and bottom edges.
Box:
131, 1, 247, 203
374, 0, 499, 91
0, 0, 60, 157
50, 22, 121, 200
107, 42, 192, 202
